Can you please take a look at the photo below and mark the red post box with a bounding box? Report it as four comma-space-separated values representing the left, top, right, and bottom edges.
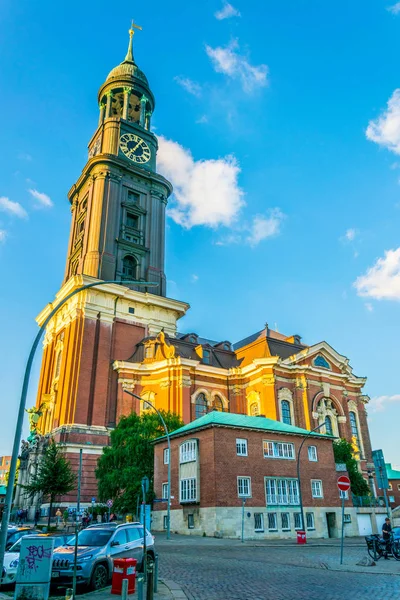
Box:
296, 530, 306, 545
111, 558, 137, 595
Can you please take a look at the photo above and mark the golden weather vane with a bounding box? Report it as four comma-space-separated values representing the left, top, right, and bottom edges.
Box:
129, 19, 142, 37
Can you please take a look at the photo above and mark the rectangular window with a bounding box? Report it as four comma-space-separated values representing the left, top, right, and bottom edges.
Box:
163, 448, 170, 465
180, 478, 197, 502
126, 212, 139, 229
237, 477, 251, 498
163, 515, 168, 530
128, 306, 135, 314
162, 483, 169, 500
294, 513, 302, 530
343, 514, 352, 523
389, 495, 395, 503
306, 512, 315, 530
281, 513, 290, 531
203, 349, 211, 364
128, 191, 139, 203
263, 441, 295, 460
265, 478, 299, 505
236, 438, 248, 456
311, 480, 323, 498
339, 490, 348, 500
180, 441, 197, 464
254, 513, 264, 532
188, 514, 194, 529
267, 513, 277, 531
308, 446, 318, 462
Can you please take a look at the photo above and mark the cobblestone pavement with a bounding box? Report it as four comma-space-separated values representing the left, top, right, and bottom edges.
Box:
156, 535, 400, 600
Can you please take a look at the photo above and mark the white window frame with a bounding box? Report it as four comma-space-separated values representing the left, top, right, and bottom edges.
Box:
237, 477, 252, 498
163, 448, 170, 465
265, 478, 299, 505
263, 440, 295, 460
236, 438, 248, 456
311, 479, 323, 498
308, 446, 318, 462
180, 478, 197, 502
162, 482, 169, 500
267, 513, 278, 531
281, 512, 291, 531
306, 512, 315, 530
180, 441, 197, 464
254, 513, 264, 532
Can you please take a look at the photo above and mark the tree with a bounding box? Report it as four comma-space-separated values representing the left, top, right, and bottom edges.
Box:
22, 440, 76, 527
96, 411, 183, 514
333, 439, 370, 497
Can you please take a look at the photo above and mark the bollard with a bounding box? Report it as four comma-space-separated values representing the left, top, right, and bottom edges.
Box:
121, 578, 128, 600
65, 589, 73, 600
145, 559, 154, 600
137, 574, 144, 600
154, 554, 158, 593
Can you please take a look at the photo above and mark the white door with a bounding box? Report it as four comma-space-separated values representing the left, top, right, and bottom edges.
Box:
357, 514, 372, 536
376, 514, 387, 535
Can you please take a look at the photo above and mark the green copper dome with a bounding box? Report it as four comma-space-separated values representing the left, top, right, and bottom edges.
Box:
106, 60, 149, 85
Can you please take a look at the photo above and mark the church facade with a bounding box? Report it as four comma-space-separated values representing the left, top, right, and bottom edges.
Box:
19, 25, 374, 509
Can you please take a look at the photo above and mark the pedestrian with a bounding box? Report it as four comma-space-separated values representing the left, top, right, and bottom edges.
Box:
97, 513, 102, 523
382, 517, 392, 559
63, 509, 69, 528
34, 508, 40, 526
56, 508, 62, 527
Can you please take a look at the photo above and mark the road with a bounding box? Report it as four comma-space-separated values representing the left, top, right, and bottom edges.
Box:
156, 535, 400, 600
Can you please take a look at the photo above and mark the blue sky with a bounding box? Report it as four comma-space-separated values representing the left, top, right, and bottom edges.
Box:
1, 0, 400, 464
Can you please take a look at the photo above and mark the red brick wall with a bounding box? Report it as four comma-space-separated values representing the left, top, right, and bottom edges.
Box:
388, 480, 400, 508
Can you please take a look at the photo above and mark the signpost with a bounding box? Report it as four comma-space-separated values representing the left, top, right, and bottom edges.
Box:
141, 477, 149, 581
337, 476, 351, 565
107, 499, 113, 523
372, 449, 390, 516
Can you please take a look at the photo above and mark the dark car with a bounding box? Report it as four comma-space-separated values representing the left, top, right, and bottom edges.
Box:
5, 528, 42, 551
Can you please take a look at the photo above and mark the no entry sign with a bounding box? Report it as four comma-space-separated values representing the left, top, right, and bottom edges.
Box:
337, 475, 351, 492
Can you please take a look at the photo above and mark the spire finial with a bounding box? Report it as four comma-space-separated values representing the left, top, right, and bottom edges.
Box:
125, 19, 142, 62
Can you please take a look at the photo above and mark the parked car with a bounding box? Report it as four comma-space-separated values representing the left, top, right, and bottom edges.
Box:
5, 527, 42, 551
51, 523, 155, 590
1, 534, 71, 587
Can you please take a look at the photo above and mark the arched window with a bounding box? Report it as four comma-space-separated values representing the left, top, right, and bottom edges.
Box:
195, 393, 208, 419
325, 416, 333, 436
250, 402, 260, 416
349, 411, 359, 443
213, 396, 224, 412
281, 400, 291, 425
122, 255, 137, 279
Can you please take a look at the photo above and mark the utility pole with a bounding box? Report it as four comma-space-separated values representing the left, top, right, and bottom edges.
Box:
72, 449, 82, 599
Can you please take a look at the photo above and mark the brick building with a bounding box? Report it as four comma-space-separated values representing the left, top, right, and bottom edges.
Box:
17, 25, 374, 514
153, 412, 359, 539
386, 464, 400, 509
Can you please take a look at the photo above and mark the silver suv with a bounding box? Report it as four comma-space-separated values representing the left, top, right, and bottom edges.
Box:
51, 523, 155, 590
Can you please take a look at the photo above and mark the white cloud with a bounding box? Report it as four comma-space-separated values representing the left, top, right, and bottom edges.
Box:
205, 39, 268, 93
174, 76, 202, 97
366, 89, 400, 154
246, 210, 285, 246
28, 188, 53, 208
387, 2, 400, 14
365, 302, 373, 312
344, 228, 356, 242
0, 230, 7, 243
215, 1, 241, 20
368, 394, 400, 413
196, 115, 208, 124
191, 274, 199, 283
157, 135, 244, 228
0, 196, 28, 219
354, 248, 400, 300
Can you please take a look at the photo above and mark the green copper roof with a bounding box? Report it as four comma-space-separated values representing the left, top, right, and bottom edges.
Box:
156, 411, 330, 442
386, 463, 400, 480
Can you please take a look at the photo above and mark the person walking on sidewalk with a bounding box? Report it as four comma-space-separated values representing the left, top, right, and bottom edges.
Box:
382, 517, 392, 559
56, 508, 62, 527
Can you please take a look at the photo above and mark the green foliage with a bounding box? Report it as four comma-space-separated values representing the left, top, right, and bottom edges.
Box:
333, 438, 370, 497
96, 411, 183, 513
22, 439, 76, 526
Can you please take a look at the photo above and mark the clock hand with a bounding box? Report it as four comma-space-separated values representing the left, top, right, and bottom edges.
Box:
130, 141, 142, 154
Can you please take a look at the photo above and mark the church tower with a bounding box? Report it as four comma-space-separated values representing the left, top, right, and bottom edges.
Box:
28, 25, 189, 505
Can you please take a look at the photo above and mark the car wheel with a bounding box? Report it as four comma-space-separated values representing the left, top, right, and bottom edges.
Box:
90, 564, 108, 590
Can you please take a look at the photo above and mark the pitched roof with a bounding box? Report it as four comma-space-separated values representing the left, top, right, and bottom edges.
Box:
386, 463, 400, 480
154, 411, 330, 443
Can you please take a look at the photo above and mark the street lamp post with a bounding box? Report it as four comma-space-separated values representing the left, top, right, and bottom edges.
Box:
122, 388, 172, 541
0, 278, 157, 575
297, 422, 326, 533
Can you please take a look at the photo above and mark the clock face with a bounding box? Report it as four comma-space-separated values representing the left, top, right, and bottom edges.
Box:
119, 133, 151, 164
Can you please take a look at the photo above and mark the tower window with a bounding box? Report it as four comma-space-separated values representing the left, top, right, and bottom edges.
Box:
349, 411, 360, 445
126, 213, 139, 229
281, 400, 292, 425
122, 255, 137, 279
128, 191, 139, 204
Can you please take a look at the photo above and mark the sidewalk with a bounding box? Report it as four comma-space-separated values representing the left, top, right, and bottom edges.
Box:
0, 579, 188, 600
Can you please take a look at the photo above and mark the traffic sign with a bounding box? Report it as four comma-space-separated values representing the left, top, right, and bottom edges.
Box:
106, 499, 113, 508
141, 476, 149, 493
91, 497, 96, 503
337, 476, 351, 492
